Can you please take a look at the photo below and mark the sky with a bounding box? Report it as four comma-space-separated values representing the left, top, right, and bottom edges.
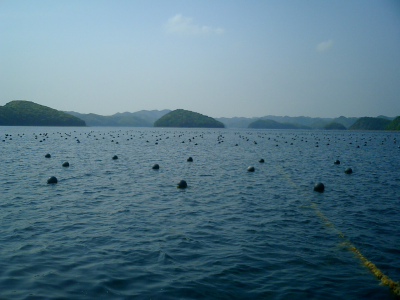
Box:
1, 0, 400, 118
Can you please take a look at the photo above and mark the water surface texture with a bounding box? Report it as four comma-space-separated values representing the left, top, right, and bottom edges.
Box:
1, 127, 399, 300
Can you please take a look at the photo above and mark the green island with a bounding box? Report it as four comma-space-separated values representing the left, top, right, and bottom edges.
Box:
0, 101, 85, 126
349, 117, 391, 130
248, 119, 311, 129
154, 109, 225, 128
323, 122, 347, 130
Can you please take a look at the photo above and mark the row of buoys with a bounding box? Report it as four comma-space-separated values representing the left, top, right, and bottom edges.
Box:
46, 154, 195, 185
45, 152, 354, 194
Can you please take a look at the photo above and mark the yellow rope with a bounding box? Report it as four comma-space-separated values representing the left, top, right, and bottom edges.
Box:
276, 166, 400, 297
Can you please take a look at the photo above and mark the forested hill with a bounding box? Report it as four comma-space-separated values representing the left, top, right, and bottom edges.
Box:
0, 101, 85, 126
385, 117, 400, 131
348, 117, 391, 130
154, 109, 225, 128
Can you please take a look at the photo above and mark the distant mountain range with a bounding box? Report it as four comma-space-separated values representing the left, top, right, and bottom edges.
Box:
216, 115, 363, 129
1, 100, 397, 130
248, 119, 311, 129
66, 109, 396, 129
65, 109, 171, 127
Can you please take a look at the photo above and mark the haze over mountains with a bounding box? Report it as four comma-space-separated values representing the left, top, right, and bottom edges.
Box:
66, 110, 171, 127
1, 100, 397, 130
66, 108, 396, 129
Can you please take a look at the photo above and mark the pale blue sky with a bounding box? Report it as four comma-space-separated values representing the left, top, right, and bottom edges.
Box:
1, 0, 399, 118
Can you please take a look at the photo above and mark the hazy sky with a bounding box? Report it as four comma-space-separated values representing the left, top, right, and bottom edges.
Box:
1, 0, 400, 118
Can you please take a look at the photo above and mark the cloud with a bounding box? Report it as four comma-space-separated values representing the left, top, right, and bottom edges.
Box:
316, 40, 333, 52
165, 14, 224, 35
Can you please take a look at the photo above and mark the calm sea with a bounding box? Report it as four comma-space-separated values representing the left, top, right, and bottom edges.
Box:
1, 126, 399, 300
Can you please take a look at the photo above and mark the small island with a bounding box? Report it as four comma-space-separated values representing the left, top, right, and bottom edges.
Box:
323, 122, 347, 130
348, 117, 391, 130
248, 119, 311, 129
154, 109, 225, 128
0, 100, 86, 126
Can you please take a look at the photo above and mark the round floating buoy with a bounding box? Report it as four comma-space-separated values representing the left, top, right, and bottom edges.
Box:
177, 180, 187, 189
344, 167, 353, 174
247, 166, 255, 172
314, 182, 324, 192
187, 157, 193, 162
47, 176, 58, 184
334, 160, 340, 165
259, 159, 264, 163
62, 161, 69, 167
112, 155, 118, 160
152, 164, 159, 169
45, 153, 51, 158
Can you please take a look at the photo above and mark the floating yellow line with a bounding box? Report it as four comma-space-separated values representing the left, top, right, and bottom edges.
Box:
276, 166, 400, 297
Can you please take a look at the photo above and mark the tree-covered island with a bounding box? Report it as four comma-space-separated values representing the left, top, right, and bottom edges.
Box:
154, 109, 225, 128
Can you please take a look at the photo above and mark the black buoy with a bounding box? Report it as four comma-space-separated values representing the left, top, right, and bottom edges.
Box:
47, 176, 58, 184
152, 164, 159, 169
187, 157, 193, 162
45, 153, 51, 158
334, 160, 340, 165
62, 161, 69, 167
344, 167, 353, 174
247, 166, 255, 172
112, 155, 118, 160
314, 182, 324, 192
177, 180, 187, 189
259, 159, 264, 163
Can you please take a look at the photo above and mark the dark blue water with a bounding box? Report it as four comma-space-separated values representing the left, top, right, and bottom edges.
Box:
1, 127, 399, 299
